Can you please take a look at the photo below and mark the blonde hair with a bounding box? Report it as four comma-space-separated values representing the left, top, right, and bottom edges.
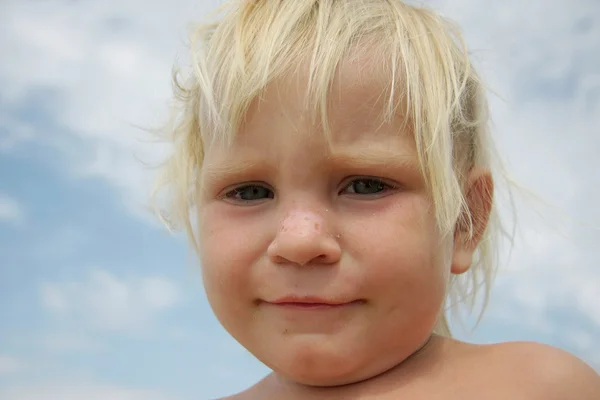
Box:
155, 0, 510, 336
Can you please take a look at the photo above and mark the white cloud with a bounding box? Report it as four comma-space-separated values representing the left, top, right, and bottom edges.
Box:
0, 356, 24, 375
40, 284, 70, 313
0, 0, 208, 219
0, 193, 24, 224
0, 114, 35, 152
565, 329, 595, 352
40, 269, 182, 333
140, 277, 181, 310
42, 334, 96, 352
0, 383, 178, 400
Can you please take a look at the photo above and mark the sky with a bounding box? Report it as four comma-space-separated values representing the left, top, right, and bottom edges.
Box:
0, 0, 599, 399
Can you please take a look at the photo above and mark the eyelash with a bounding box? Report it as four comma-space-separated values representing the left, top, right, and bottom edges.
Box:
223, 183, 274, 203
339, 177, 396, 196
222, 177, 397, 204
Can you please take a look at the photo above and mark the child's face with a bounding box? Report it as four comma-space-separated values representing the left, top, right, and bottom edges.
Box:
197, 58, 455, 386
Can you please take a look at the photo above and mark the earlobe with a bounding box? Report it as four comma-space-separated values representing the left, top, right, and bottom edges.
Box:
451, 170, 494, 275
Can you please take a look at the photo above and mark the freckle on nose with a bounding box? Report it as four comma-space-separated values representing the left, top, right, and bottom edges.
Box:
280, 210, 325, 235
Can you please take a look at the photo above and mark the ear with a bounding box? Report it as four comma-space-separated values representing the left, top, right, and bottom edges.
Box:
451, 170, 494, 275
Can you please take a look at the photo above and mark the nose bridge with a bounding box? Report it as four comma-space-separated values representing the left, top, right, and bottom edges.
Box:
279, 208, 326, 238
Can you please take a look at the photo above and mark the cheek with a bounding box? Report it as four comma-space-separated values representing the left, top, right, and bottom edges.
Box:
197, 211, 267, 342
197, 209, 264, 304
345, 196, 448, 304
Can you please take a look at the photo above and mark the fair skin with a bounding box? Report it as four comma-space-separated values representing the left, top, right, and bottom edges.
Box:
197, 57, 600, 399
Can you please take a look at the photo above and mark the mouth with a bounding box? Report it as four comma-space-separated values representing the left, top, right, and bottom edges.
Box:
264, 296, 365, 309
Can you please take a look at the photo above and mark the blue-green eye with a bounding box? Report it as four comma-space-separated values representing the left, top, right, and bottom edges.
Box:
224, 184, 274, 202
341, 178, 392, 195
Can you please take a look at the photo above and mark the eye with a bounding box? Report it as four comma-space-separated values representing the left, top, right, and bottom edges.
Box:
223, 184, 274, 203
340, 177, 395, 196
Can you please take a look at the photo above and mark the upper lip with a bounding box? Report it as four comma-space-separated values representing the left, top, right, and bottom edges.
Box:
267, 296, 355, 305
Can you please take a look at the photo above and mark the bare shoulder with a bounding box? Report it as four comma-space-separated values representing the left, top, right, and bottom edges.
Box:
481, 341, 600, 399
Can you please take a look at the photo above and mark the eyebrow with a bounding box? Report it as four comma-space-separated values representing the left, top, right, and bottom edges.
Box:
201, 160, 272, 185
200, 148, 421, 186
325, 148, 421, 173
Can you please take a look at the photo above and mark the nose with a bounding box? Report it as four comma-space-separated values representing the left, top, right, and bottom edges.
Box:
267, 209, 341, 267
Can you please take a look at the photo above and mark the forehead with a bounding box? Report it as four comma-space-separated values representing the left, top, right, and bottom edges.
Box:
207, 48, 412, 159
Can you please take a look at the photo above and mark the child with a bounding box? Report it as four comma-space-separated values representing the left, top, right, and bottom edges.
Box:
155, 0, 600, 398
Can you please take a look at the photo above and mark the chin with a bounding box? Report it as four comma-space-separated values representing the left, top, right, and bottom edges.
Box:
263, 329, 434, 387
266, 342, 373, 387
280, 363, 360, 387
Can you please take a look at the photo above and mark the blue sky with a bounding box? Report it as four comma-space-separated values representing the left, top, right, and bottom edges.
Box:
1, 0, 599, 398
